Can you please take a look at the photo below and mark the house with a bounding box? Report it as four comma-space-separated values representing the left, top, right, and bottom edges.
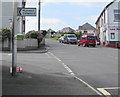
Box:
77, 23, 96, 36
46, 29, 56, 38
96, 0, 120, 47
60, 27, 75, 33
1, 0, 26, 34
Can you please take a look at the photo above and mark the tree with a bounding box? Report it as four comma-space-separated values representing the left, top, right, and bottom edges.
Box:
25, 30, 44, 48
76, 31, 82, 40
0, 28, 11, 50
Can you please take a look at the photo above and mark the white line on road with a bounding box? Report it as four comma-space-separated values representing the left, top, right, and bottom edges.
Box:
8, 54, 12, 56
48, 52, 74, 75
48, 52, 103, 96
45, 53, 51, 58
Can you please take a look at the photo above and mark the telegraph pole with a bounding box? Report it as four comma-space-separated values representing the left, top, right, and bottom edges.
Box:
11, 1, 17, 76
38, 0, 41, 31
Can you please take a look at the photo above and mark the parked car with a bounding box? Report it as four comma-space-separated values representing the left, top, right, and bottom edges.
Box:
78, 35, 96, 47
58, 36, 64, 43
63, 34, 77, 44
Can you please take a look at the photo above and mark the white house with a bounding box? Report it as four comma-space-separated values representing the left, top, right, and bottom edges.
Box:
1, 0, 26, 34
96, 0, 120, 47
77, 23, 96, 36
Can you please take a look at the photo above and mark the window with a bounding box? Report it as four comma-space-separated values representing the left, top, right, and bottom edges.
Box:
111, 33, 115, 39
84, 31, 87, 33
82, 37, 86, 39
114, 10, 120, 22
87, 37, 95, 40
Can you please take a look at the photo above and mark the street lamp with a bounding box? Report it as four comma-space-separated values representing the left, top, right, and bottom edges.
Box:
38, 0, 41, 32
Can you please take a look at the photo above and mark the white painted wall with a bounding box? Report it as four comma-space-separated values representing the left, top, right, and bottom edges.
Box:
81, 30, 95, 35
99, 0, 120, 43
1, 2, 13, 29
108, 1, 119, 42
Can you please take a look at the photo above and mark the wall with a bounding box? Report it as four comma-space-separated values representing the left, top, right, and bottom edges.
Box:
1, 39, 39, 50
2, 2, 13, 29
108, 1, 119, 42
81, 30, 96, 35
98, 0, 120, 46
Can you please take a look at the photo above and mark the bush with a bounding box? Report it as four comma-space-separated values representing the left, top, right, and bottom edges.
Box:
25, 30, 44, 40
75, 31, 82, 39
0, 28, 11, 41
56, 35, 61, 39
17, 34, 24, 40
61, 31, 75, 36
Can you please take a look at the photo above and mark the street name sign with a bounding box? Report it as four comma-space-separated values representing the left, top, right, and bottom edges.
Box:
17, 8, 36, 16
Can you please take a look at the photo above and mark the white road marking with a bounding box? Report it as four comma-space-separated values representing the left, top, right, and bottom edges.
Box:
45, 53, 51, 58
48, 52, 75, 75
8, 54, 12, 56
48, 52, 103, 96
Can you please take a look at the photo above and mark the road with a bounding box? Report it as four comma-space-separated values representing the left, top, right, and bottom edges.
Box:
2, 39, 119, 96
45, 39, 119, 96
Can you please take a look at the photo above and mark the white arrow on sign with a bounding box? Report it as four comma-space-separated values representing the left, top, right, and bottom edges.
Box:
17, 8, 36, 16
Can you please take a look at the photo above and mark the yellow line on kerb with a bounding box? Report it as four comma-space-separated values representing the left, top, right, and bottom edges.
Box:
97, 87, 120, 97
97, 88, 111, 96
104, 87, 120, 89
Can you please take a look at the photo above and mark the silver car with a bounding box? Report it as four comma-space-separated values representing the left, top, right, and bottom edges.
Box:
64, 34, 77, 44
58, 36, 64, 43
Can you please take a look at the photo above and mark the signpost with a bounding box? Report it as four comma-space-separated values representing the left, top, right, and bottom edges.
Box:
17, 8, 36, 16
11, 6, 37, 76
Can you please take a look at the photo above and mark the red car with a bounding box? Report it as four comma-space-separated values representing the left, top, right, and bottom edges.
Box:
78, 35, 96, 47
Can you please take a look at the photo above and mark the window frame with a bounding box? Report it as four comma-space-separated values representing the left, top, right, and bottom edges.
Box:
111, 33, 115, 39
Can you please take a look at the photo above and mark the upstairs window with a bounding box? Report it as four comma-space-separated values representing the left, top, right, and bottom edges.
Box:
114, 10, 120, 22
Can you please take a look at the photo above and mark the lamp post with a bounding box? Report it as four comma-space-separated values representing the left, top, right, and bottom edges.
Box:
37, 0, 41, 48
38, 0, 41, 32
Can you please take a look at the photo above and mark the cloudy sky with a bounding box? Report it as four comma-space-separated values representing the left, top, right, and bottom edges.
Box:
25, 0, 113, 33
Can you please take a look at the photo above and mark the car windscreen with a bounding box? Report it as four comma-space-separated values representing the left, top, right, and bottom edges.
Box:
68, 35, 76, 38
87, 37, 95, 40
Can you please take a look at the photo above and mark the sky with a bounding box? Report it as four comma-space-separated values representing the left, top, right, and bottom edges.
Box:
25, 0, 113, 33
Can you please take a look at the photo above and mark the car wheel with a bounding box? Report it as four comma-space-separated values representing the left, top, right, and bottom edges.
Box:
93, 45, 96, 47
87, 45, 89, 47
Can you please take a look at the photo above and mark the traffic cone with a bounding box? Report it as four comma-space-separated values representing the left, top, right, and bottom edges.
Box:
16, 66, 22, 73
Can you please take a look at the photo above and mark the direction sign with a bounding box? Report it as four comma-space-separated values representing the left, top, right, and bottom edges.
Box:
17, 8, 36, 16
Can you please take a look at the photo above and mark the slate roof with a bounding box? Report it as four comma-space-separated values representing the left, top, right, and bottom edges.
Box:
95, 0, 117, 24
61, 27, 75, 32
78, 23, 96, 30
